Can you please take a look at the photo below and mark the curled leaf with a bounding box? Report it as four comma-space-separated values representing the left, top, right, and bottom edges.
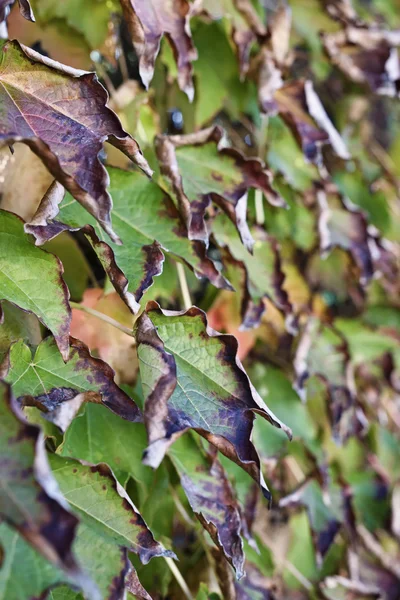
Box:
135, 301, 292, 501
0, 0, 34, 23
5, 336, 141, 423
0, 210, 70, 360
120, 0, 197, 100
0, 40, 151, 243
169, 435, 245, 578
156, 126, 284, 252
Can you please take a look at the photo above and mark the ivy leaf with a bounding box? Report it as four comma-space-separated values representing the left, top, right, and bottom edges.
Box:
135, 302, 292, 501
259, 78, 350, 164
120, 0, 197, 100
49, 453, 175, 564
0, 301, 41, 363
26, 167, 230, 312
5, 336, 141, 424
0, 381, 93, 595
156, 126, 284, 252
0, 210, 70, 360
0, 40, 151, 243
169, 435, 245, 579
0, 0, 34, 22
280, 479, 341, 564
213, 214, 292, 329
317, 185, 374, 284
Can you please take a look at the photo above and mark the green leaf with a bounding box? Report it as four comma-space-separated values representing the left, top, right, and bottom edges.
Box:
0, 210, 70, 359
0, 301, 41, 363
44, 233, 92, 302
5, 337, 141, 424
49, 453, 175, 564
135, 302, 291, 500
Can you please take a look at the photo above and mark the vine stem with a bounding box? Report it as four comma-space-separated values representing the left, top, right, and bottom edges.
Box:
176, 262, 192, 310
164, 557, 194, 600
69, 301, 135, 338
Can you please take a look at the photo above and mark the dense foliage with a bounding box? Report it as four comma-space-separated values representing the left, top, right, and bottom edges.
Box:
1, 0, 400, 598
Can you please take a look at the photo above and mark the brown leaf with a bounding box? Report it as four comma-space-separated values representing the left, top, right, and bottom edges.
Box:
156, 125, 284, 251
0, 40, 151, 243
0, 0, 34, 23
120, 0, 198, 100
125, 565, 153, 600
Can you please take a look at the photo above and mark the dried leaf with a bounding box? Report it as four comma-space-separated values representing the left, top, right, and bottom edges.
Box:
120, 0, 197, 100
156, 126, 284, 251
169, 435, 245, 578
0, 40, 151, 243
135, 302, 292, 500
5, 336, 141, 423
26, 167, 230, 312
0, 210, 70, 360
0, 0, 34, 23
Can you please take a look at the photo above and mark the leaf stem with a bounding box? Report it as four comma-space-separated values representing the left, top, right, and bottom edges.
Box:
175, 262, 192, 310
164, 557, 194, 600
69, 301, 135, 338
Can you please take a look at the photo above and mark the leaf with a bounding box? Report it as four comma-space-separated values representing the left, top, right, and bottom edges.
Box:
48, 453, 174, 564
135, 301, 292, 501
280, 479, 341, 564
44, 233, 92, 302
0, 0, 34, 23
0, 40, 151, 243
323, 26, 400, 96
156, 126, 284, 251
120, 0, 197, 100
234, 561, 276, 600
5, 336, 141, 424
213, 214, 292, 329
169, 435, 245, 578
317, 185, 374, 284
0, 210, 70, 360
259, 78, 350, 164
0, 381, 89, 591
0, 300, 41, 362
26, 167, 230, 312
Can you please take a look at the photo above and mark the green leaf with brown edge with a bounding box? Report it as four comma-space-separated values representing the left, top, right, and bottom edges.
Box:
119, 0, 197, 100
317, 184, 374, 284
0, 300, 41, 363
0, 210, 70, 360
0, 0, 34, 22
26, 167, 230, 313
280, 479, 342, 565
213, 213, 292, 329
0, 40, 151, 243
155, 126, 285, 252
4, 336, 141, 424
135, 301, 292, 502
294, 318, 361, 441
48, 453, 175, 565
0, 380, 95, 597
169, 434, 245, 579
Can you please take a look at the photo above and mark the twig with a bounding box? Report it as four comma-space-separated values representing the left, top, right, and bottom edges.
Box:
70, 301, 134, 338
357, 524, 400, 579
164, 557, 194, 600
255, 189, 265, 225
176, 262, 192, 310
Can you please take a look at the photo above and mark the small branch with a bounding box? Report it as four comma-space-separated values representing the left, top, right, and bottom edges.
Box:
164, 557, 194, 600
176, 262, 192, 310
70, 301, 134, 338
255, 189, 265, 225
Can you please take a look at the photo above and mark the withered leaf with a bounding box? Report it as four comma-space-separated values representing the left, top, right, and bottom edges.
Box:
317, 185, 374, 284
26, 167, 230, 313
235, 561, 276, 599
49, 453, 175, 565
120, 0, 197, 100
0, 40, 151, 243
135, 301, 291, 501
0, 380, 91, 592
0, 210, 70, 360
169, 435, 245, 578
323, 27, 400, 96
260, 78, 350, 164
156, 126, 284, 252
0, 0, 34, 22
5, 336, 141, 423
